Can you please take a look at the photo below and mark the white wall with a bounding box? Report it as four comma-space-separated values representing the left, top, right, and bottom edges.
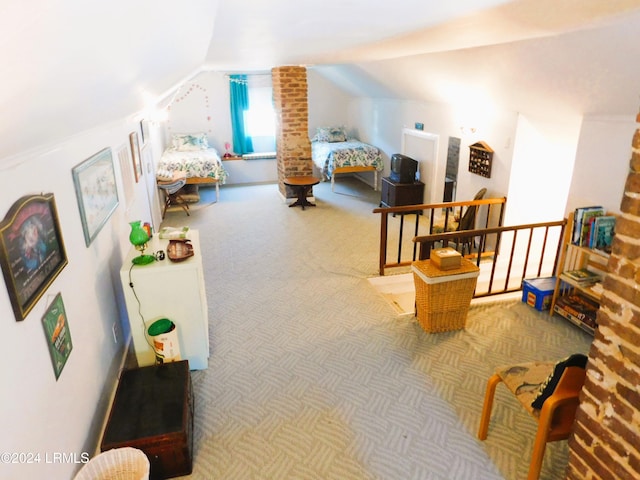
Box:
565, 115, 636, 215
505, 114, 582, 225
343, 96, 637, 232
221, 158, 278, 185
307, 69, 352, 139
0, 117, 158, 480
346, 98, 519, 205
163, 71, 232, 154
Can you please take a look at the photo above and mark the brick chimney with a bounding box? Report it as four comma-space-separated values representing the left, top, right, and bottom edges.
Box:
566, 112, 640, 478
271, 66, 313, 199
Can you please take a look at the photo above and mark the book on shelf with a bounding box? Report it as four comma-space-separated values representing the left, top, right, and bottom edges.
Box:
554, 305, 596, 334
593, 246, 612, 257
590, 215, 616, 252
572, 206, 602, 245
562, 268, 602, 284
587, 216, 598, 248
587, 282, 604, 297
578, 207, 604, 247
554, 293, 599, 331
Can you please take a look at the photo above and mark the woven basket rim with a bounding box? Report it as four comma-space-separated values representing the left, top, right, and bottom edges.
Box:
74, 447, 149, 480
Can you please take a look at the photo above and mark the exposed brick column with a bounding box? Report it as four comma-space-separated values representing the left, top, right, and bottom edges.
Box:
271, 66, 312, 199
566, 112, 640, 479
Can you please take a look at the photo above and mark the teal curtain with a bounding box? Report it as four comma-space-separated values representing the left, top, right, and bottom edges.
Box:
229, 74, 254, 155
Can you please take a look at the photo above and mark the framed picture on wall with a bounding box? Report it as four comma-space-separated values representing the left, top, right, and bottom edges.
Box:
72, 147, 119, 247
140, 120, 150, 146
129, 131, 142, 182
42, 292, 72, 379
0, 193, 68, 321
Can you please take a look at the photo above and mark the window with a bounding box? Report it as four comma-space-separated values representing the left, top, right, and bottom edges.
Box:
229, 74, 276, 154
245, 85, 275, 136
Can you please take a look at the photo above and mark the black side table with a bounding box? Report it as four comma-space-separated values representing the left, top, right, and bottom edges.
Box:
380, 176, 425, 209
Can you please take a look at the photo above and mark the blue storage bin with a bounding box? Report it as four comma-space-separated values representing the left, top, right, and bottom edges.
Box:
522, 277, 557, 311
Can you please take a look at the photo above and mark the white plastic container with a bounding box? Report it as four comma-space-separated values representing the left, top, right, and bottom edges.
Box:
147, 318, 181, 364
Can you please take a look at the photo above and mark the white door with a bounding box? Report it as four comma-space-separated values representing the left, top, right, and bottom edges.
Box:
401, 128, 440, 204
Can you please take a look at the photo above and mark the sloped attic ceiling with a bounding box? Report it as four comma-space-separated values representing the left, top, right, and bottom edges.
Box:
204, 0, 516, 69
204, 0, 640, 119
2, 0, 640, 161
1, 0, 220, 161
309, 1, 640, 118
316, 8, 640, 118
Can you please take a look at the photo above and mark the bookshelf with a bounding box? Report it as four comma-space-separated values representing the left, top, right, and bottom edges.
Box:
550, 211, 612, 335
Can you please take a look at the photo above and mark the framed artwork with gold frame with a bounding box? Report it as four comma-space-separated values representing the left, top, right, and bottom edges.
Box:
0, 193, 68, 321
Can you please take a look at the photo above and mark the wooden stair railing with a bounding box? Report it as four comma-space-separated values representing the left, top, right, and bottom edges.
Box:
412, 220, 567, 298
373, 197, 507, 276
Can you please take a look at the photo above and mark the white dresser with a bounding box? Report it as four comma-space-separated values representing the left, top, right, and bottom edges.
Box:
119, 230, 209, 370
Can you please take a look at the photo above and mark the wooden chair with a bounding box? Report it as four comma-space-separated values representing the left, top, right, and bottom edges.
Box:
456, 187, 486, 254
477, 356, 587, 480
157, 177, 189, 218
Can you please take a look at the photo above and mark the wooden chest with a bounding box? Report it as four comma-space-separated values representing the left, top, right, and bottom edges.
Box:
101, 360, 193, 479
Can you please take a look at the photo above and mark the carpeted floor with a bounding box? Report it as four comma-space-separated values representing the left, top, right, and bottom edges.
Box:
160, 177, 593, 480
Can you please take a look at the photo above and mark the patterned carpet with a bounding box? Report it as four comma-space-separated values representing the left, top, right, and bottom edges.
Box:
160, 177, 593, 480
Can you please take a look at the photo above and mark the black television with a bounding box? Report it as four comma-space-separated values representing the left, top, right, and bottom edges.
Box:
390, 153, 418, 183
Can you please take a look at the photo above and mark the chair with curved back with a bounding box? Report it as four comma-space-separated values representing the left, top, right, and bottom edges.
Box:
455, 187, 486, 254
478, 354, 587, 480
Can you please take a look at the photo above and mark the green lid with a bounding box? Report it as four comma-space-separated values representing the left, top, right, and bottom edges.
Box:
148, 318, 174, 336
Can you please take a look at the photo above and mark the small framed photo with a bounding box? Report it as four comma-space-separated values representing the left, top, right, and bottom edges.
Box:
140, 120, 150, 146
130, 131, 142, 182
0, 193, 68, 321
72, 147, 119, 247
42, 292, 73, 380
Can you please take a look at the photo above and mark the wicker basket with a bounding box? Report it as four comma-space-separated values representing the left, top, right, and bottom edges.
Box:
412, 258, 480, 333
74, 447, 149, 480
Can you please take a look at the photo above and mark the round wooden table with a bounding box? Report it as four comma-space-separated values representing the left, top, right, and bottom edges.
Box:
283, 176, 320, 210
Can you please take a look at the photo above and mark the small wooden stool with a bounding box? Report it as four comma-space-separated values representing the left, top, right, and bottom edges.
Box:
283, 176, 320, 210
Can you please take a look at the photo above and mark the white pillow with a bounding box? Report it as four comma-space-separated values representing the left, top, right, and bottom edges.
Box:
171, 133, 209, 151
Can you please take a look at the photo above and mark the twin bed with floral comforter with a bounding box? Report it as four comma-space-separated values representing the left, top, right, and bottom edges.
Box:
158, 129, 384, 198
158, 133, 229, 200
311, 127, 384, 191
158, 148, 228, 184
